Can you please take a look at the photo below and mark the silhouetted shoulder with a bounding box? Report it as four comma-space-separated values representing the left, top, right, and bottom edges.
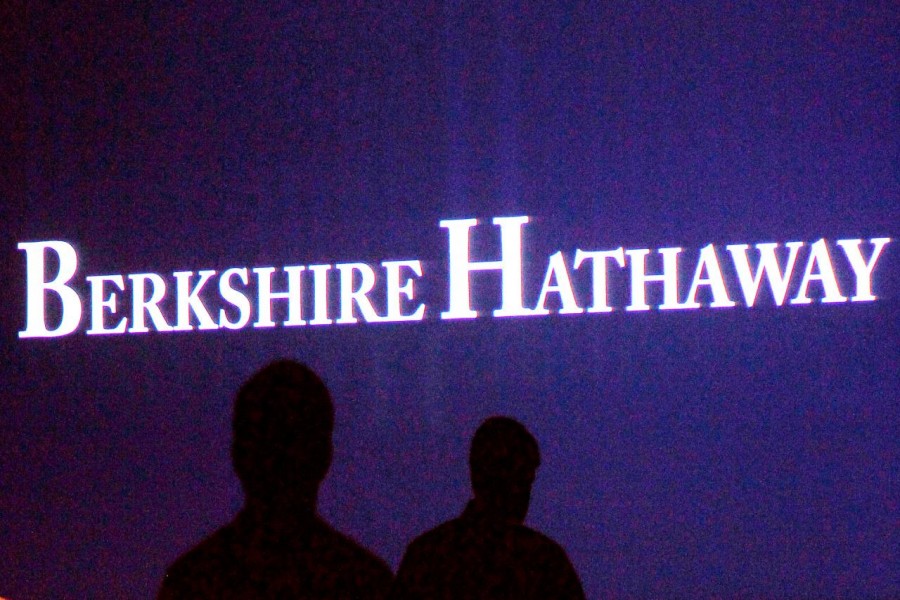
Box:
158, 515, 392, 600
390, 513, 585, 600
157, 522, 245, 599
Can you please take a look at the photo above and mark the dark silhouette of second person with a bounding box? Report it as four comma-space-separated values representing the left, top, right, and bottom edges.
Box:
158, 360, 392, 599
389, 416, 585, 599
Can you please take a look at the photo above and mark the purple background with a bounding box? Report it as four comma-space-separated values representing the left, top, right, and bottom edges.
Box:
3, 2, 898, 598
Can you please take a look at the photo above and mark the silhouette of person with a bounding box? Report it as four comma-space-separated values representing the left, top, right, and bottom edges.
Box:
389, 416, 585, 599
158, 360, 392, 599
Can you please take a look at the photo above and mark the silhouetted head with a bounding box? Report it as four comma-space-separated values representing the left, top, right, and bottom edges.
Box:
469, 416, 541, 523
231, 360, 334, 509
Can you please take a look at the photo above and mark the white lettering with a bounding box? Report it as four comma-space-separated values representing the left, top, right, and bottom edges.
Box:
727, 242, 803, 306
441, 216, 534, 319
625, 247, 685, 311
128, 273, 172, 333
173, 270, 219, 331
17, 221, 891, 339
382, 260, 425, 322
683, 244, 735, 309
836, 238, 891, 302
308, 265, 333, 325
86, 275, 127, 334
336, 263, 383, 324
573, 248, 625, 313
533, 252, 582, 315
18, 241, 82, 338
218, 267, 251, 329
791, 239, 847, 304
253, 266, 305, 328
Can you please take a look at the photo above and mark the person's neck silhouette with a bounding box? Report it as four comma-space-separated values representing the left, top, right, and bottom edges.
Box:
389, 416, 585, 600
158, 360, 392, 599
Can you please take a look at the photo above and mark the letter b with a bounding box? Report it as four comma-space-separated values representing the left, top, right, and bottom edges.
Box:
19, 241, 82, 338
